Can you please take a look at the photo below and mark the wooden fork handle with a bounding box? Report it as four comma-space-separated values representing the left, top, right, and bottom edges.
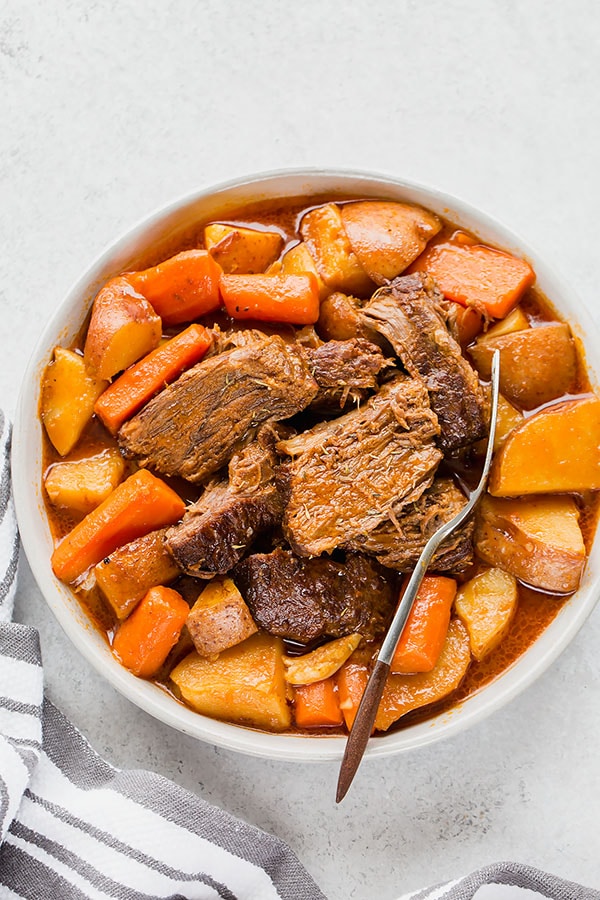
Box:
336, 658, 390, 803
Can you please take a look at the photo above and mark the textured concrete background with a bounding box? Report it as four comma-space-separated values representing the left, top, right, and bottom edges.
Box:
2, 2, 600, 897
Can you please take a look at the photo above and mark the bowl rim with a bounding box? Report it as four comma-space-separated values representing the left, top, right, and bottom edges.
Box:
12, 166, 600, 762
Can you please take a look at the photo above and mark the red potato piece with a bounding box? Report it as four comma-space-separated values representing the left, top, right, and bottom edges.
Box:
94, 528, 181, 621
469, 323, 576, 410
127, 250, 222, 326
375, 619, 471, 731
341, 200, 441, 284
454, 568, 518, 660
41, 348, 107, 456
205, 224, 283, 274
44, 448, 125, 515
83, 277, 162, 380
279, 242, 329, 299
475, 494, 586, 594
186, 577, 258, 657
300, 204, 373, 296
489, 396, 600, 495
170, 633, 291, 731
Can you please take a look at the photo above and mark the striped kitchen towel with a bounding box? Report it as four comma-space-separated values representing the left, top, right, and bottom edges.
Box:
1, 408, 598, 899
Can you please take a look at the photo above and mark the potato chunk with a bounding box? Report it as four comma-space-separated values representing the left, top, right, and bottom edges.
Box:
283, 634, 362, 685
280, 242, 329, 299
478, 306, 529, 340
300, 204, 373, 296
41, 347, 107, 456
186, 577, 258, 657
205, 224, 283, 274
454, 568, 518, 660
84, 276, 162, 379
44, 448, 125, 514
95, 528, 180, 620
475, 495, 586, 594
469, 322, 576, 409
170, 633, 291, 731
489, 396, 600, 495
341, 200, 441, 284
375, 619, 471, 731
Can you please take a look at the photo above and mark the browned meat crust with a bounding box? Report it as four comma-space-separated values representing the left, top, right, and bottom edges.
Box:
306, 338, 389, 413
360, 273, 487, 452
166, 480, 284, 579
344, 477, 474, 572
234, 548, 396, 644
278, 375, 441, 557
119, 335, 318, 483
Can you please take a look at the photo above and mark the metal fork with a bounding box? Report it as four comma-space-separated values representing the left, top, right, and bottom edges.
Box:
336, 349, 501, 802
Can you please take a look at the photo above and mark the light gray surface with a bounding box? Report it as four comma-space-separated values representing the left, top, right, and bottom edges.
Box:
2, 2, 599, 898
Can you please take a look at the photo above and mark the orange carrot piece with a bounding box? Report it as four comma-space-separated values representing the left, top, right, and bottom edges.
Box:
410, 237, 535, 319
112, 585, 189, 678
336, 656, 369, 731
94, 324, 212, 434
391, 576, 457, 674
51, 469, 185, 584
220, 273, 320, 325
127, 250, 222, 325
293, 678, 343, 728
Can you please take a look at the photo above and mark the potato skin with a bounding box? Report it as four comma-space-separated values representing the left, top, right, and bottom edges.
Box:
300, 204, 373, 296
186, 577, 257, 657
205, 224, 283, 274
475, 494, 586, 594
469, 322, 576, 409
84, 276, 162, 379
341, 200, 441, 284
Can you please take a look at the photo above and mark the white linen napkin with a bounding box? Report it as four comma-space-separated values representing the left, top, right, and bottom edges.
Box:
1, 410, 598, 900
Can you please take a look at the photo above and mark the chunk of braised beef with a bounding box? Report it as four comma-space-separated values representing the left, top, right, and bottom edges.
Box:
234, 548, 396, 644
360, 273, 487, 452
119, 335, 318, 483
278, 375, 441, 556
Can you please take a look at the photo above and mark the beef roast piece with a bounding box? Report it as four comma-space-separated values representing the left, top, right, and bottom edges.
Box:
119, 335, 318, 483
360, 273, 487, 452
278, 375, 442, 557
166, 480, 284, 578
166, 425, 288, 578
234, 548, 396, 644
345, 477, 474, 572
306, 338, 388, 414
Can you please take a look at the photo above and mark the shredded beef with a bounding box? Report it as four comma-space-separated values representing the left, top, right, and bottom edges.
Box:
278, 375, 441, 557
344, 477, 474, 572
360, 273, 487, 452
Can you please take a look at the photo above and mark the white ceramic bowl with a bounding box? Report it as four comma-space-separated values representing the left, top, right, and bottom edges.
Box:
12, 169, 600, 761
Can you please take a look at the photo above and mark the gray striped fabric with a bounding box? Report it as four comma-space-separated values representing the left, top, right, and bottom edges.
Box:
1, 410, 598, 899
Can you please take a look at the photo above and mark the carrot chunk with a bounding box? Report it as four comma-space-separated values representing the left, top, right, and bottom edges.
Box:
220, 273, 320, 325
410, 236, 535, 319
94, 324, 212, 434
293, 677, 343, 728
112, 585, 189, 678
51, 469, 185, 583
391, 576, 457, 674
336, 656, 369, 731
127, 250, 222, 325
